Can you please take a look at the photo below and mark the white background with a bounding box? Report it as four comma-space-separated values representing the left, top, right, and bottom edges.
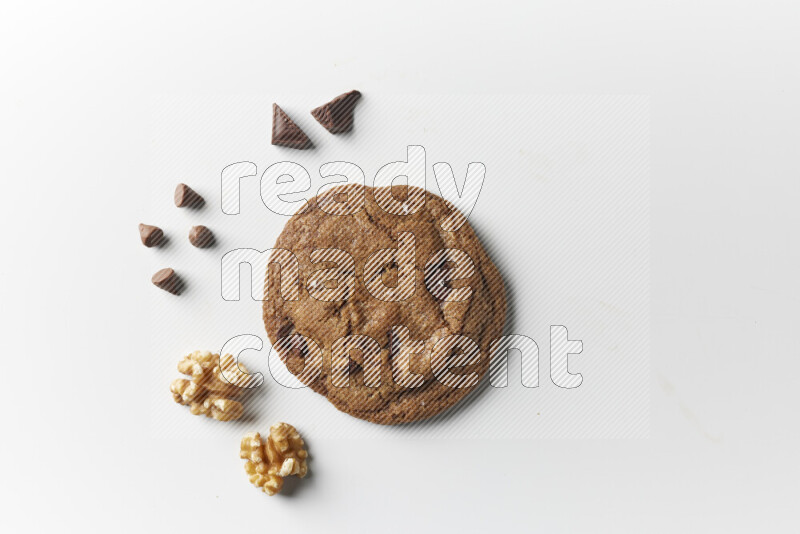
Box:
1, 1, 798, 532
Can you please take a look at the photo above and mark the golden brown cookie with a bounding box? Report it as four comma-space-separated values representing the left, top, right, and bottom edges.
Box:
263, 184, 506, 424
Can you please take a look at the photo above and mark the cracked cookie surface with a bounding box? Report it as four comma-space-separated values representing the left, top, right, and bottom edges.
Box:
263, 184, 506, 424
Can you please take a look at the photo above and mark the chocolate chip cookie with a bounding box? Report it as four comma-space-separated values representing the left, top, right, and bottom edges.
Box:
263, 184, 506, 424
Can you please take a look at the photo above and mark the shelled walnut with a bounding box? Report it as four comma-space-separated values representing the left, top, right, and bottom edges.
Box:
240, 423, 309, 496
170, 351, 255, 421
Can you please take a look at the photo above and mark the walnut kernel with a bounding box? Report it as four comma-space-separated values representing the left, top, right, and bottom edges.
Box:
170, 351, 253, 421
240, 423, 308, 496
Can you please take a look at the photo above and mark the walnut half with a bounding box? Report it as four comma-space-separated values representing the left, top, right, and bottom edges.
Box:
170, 351, 255, 421
240, 423, 309, 496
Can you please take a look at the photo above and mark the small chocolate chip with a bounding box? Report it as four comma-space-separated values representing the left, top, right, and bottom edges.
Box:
277, 321, 294, 339
311, 90, 362, 134
151, 267, 183, 295
188, 225, 214, 248
174, 183, 204, 208
348, 359, 363, 375
272, 104, 313, 149
138, 223, 164, 247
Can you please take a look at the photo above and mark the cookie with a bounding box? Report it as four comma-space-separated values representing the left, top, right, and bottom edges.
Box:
263, 184, 506, 424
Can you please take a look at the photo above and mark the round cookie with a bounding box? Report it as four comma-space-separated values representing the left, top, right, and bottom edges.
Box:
263, 184, 506, 425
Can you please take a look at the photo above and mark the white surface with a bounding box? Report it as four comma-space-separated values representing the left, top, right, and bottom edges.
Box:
1, 1, 799, 532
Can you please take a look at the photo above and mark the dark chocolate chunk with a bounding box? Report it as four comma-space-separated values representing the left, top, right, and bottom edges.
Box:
277, 320, 294, 339
151, 267, 184, 295
188, 225, 214, 248
138, 223, 164, 247
174, 183, 204, 208
311, 90, 362, 134
348, 359, 363, 375
272, 104, 313, 149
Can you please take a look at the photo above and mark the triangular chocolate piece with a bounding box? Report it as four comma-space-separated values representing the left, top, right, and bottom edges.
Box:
311, 90, 362, 134
272, 104, 313, 149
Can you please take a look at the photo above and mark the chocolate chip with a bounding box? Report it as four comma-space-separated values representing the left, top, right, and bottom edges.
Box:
174, 183, 204, 208
311, 90, 361, 134
348, 359, 363, 375
138, 223, 164, 247
272, 104, 313, 149
151, 267, 183, 295
188, 225, 214, 248
277, 320, 294, 339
